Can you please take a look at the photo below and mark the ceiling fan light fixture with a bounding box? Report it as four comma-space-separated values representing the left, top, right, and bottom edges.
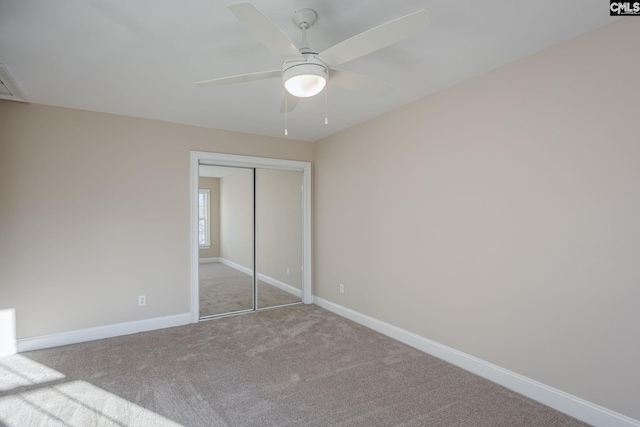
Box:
283, 61, 327, 98
285, 74, 326, 98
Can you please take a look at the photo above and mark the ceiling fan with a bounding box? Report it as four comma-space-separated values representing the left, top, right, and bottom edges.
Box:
195, 2, 431, 112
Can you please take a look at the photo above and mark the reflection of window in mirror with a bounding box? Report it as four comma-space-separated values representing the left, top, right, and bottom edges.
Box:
198, 189, 210, 248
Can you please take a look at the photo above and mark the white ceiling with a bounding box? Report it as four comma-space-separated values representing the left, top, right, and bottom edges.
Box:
0, 1, 619, 142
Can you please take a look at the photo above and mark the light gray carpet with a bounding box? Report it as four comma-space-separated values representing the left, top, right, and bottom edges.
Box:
2, 305, 589, 427
199, 262, 301, 317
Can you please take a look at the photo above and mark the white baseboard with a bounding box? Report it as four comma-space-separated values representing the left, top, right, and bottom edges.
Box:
257, 273, 302, 298
218, 257, 252, 275
17, 313, 191, 353
313, 296, 639, 427
218, 258, 302, 298
199, 257, 220, 263
0, 343, 17, 356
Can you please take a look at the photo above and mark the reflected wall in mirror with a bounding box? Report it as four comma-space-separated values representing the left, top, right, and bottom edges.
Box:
256, 169, 303, 309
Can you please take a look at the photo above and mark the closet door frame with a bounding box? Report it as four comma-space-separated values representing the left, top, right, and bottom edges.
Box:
189, 151, 312, 323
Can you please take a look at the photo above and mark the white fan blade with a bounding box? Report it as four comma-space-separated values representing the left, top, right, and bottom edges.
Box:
195, 70, 281, 87
317, 10, 431, 67
228, 2, 304, 62
280, 92, 300, 113
328, 69, 394, 95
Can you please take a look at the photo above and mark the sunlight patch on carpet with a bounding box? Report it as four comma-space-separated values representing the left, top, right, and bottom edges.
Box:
0, 354, 65, 392
0, 380, 182, 426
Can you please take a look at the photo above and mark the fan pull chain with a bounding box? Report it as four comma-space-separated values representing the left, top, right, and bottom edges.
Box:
324, 85, 328, 125
284, 94, 289, 136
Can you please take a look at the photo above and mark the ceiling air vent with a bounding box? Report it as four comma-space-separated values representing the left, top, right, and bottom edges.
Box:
0, 64, 29, 103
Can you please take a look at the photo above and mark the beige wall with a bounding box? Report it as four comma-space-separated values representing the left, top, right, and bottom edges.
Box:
219, 169, 254, 269
0, 102, 312, 339
256, 169, 303, 289
314, 19, 640, 420
198, 176, 220, 259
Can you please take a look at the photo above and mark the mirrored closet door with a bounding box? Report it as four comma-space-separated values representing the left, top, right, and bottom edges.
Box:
197, 165, 303, 319
256, 169, 303, 309
198, 166, 254, 318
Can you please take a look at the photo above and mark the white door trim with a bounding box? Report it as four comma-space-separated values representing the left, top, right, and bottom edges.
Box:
190, 151, 312, 323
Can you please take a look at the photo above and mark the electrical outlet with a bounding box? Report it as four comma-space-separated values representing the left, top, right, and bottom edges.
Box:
339, 284, 345, 294
138, 295, 146, 306
287, 267, 291, 276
